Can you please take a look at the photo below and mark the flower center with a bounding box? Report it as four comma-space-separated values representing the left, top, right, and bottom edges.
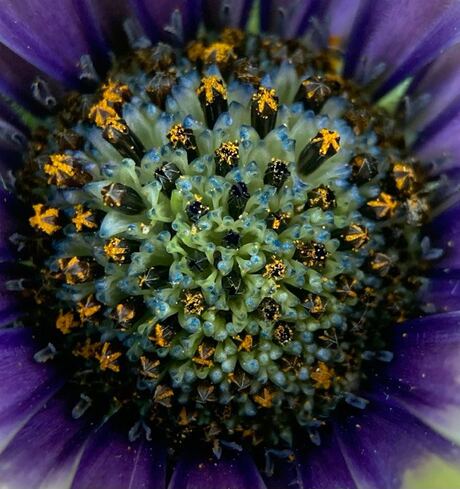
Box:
18, 28, 431, 450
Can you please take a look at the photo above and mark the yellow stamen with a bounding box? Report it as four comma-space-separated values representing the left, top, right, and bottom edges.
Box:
367, 192, 398, 218
252, 86, 278, 114
312, 129, 341, 156
56, 310, 79, 334
311, 362, 335, 389
104, 237, 128, 263
263, 257, 286, 280
196, 75, 227, 104
96, 342, 122, 372
72, 205, 97, 232
183, 290, 205, 315
253, 388, 273, 408
29, 204, 61, 235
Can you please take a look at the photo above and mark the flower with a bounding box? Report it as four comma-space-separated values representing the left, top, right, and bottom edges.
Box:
1, 1, 460, 488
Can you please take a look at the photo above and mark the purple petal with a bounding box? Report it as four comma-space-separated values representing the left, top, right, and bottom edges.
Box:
72, 424, 166, 489
0, 0, 110, 86
129, 0, 201, 45
335, 393, 460, 489
406, 44, 460, 135
0, 190, 21, 262
260, 0, 327, 41
426, 201, 460, 271
266, 429, 357, 489
79, 0, 133, 54
0, 43, 62, 114
344, 0, 460, 97
378, 312, 460, 444
202, 0, 254, 30
0, 329, 62, 449
0, 394, 87, 489
421, 275, 460, 313
325, 0, 361, 47
169, 448, 267, 489
415, 100, 460, 166
0, 264, 22, 326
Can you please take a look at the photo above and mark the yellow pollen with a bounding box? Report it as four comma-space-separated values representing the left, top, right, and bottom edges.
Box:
367, 192, 398, 218
220, 27, 245, 47
73, 338, 100, 359
196, 75, 227, 104
96, 342, 122, 372
29, 204, 61, 235
202, 42, 235, 64
344, 223, 369, 249
311, 362, 335, 389
89, 99, 120, 128
183, 290, 205, 315
215, 140, 239, 164
312, 129, 341, 156
140, 356, 160, 379
253, 388, 273, 408
192, 343, 215, 367
150, 323, 170, 347
58, 256, 91, 285
56, 310, 79, 334
168, 123, 191, 147
101, 80, 130, 105
44, 154, 76, 185
72, 205, 97, 232
77, 295, 101, 321
186, 40, 206, 62
252, 86, 278, 114
392, 162, 417, 192
263, 257, 286, 280
237, 334, 253, 352
104, 238, 128, 263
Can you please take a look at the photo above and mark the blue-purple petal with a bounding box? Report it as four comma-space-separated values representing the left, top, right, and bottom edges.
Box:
377, 312, 460, 445
344, 0, 460, 97
169, 448, 267, 489
334, 393, 460, 489
0, 0, 110, 86
72, 424, 166, 489
0, 190, 22, 262
129, 0, 201, 45
202, 0, 254, 30
260, 0, 326, 40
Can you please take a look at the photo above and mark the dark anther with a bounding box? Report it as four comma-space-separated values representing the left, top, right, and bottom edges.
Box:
335, 223, 369, 250
222, 270, 244, 296
228, 182, 250, 219
298, 129, 340, 175
214, 141, 239, 176
196, 75, 228, 128
58, 256, 99, 285
367, 252, 392, 276
303, 293, 327, 319
305, 185, 336, 211
154, 161, 181, 195
222, 230, 241, 248
186, 200, 209, 223
101, 182, 145, 215
294, 241, 327, 268
167, 123, 198, 162
273, 322, 294, 346
267, 211, 290, 232
104, 237, 138, 263
113, 296, 144, 326
55, 129, 84, 151
149, 42, 176, 72
258, 297, 281, 321
344, 106, 371, 136
103, 119, 145, 164
233, 58, 261, 85
295, 75, 338, 113
149, 318, 177, 347
138, 266, 170, 289
251, 86, 279, 138
43, 154, 92, 188
350, 154, 378, 184
146, 71, 177, 110
187, 250, 210, 273
264, 159, 290, 189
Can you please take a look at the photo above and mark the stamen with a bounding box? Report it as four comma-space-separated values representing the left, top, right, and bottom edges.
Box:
43, 154, 92, 187
29, 204, 61, 235
228, 182, 250, 219
102, 119, 145, 163
197, 75, 228, 128
167, 123, 198, 162
251, 86, 279, 138
214, 141, 239, 176
298, 129, 340, 175
264, 159, 290, 189
101, 182, 145, 215
306, 185, 336, 211
146, 71, 177, 110
154, 162, 181, 195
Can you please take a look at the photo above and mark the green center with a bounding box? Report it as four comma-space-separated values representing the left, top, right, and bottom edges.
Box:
19, 28, 431, 449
